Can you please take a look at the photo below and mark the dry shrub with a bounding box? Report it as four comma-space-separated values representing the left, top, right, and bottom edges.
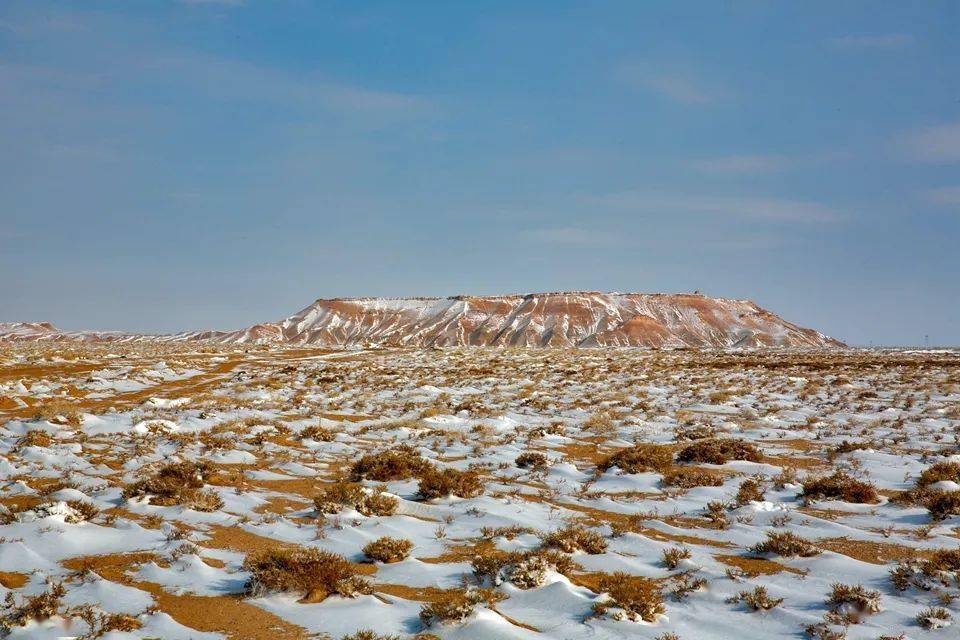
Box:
801, 471, 879, 504
662, 467, 724, 489
735, 478, 766, 506
599, 443, 672, 474
341, 632, 401, 640
676, 439, 761, 465
662, 546, 691, 570
916, 606, 952, 630
64, 500, 99, 523
924, 490, 960, 520
674, 425, 716, 441
33, 401, 83, 426
515, 452, 549, 470
16, 430, 53, 449
363, 537, 413, 563
419, 588, 506, 626
826, 583, 881, 619
1, 582, 65, 628
726, 586, 783, 611
122, 461, 224, 512
890, 549, 960, 591
314, 483, 398, 517
351, 444, 431, 481
417, 468, 484, 500
471, 549, 579, 589
300, 424, 336, 442
592, 572, 664, 622
480, 525, 536, 540
751, 531, 822, 557
243, 547, 372, 602
918, 461, 960, 487
542, 524, 608, 554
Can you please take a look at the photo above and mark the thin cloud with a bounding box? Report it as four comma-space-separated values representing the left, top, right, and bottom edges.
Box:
689, 154, 788, 174
901, 122, 960, 163
525, 227, 625, 248
587, 192, 842, 223
922, 186, 960, 206
830, 34, 914, 50
616, 62, 725, 105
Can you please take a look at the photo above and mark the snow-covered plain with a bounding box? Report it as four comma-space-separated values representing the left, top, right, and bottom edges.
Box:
1, 343, 958, 639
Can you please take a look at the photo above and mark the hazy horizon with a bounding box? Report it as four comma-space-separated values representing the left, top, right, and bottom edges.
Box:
2, 1, 958, 346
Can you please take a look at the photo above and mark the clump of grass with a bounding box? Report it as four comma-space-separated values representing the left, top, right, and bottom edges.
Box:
676, 439, 761, 465
662, 467, 724, 489
471, 549, 579, 589
825, 583, 881, 619
16, 430, 53, 449
243, 547, 372, 602
300, 424, 335, 442
314, 482, 398, 517
33, 401, 83, 426
64, 500, 99, 523
479, 525, 536, 540
924, 490, 960, 521
1, 581, 65, 628
918, 461, 960, 487
591, 572, 665, 622
363, 537, 413, 563
598, 443, 672, 474
726, 586, 783, 611
122, 461, 224, 512
662, 546, 691, 570
417, 468, 484, 500
515, 452, 549, 470
890, 549, 960, 592
419, 588, 506, 626
542, 524, 608, 554
735, 478, 766, 506
340, 631, 400, 640
801, 471, 879, 504
751, 531, 822, 557
351, 444, 431, 481
916, 606, 952, 630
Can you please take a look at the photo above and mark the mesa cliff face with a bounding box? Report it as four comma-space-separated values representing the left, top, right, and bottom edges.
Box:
0, 292, 844, 348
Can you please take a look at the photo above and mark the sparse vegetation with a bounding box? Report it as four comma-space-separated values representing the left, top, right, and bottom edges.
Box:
676, 439, 762, 465
363, 536, 413, 563
243, 547, 372, 602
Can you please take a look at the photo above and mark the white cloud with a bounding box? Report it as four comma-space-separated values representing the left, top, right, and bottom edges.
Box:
901, 122, 960, 163
616, 62, 724, 105
525, 227, 625, 248
922, 186, 960, 206
830, 34, 914, 50
587, 192, 842, 223
689, 154, 788, 174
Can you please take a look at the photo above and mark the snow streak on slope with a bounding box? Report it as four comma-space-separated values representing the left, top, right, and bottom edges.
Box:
0, 292, 843, 348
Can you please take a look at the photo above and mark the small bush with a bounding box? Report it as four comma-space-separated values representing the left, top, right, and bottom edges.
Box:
592, 572, 664, 622
599, 443, 672, 474
314, 483, 398, 517
471, 549, 579, 589
243, 547, 372, 602
1, 582, 65, 627
662, 546, 691, 570
542, 525, 608, 554
917, 461, 960, 487
64, 500, 99, 523
419, 588, 505, 626
924, 490, 960, 521
676, 439, 761, 465
735, 478, 766, 506
122, 461, 224, 512
515, 452, 549, 470
341, 631, 400, 640
826, 583, 881, 618
351, 444, 431, 481
727, 586, 783, 611
801, 471, 879, 504
751, 531, 821, 557
890, 549, 960, 592
363, 537, 413, 563
662, 467, 724, 489
300, 424, 336, 442
418, 468, 484, 500
16, 430, 53, 449
916, 606, 952, 630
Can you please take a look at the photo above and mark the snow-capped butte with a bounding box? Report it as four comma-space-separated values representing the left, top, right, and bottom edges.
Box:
0, 292, 843, 348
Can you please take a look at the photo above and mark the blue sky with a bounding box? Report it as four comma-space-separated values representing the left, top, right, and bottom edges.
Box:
1, 1, 958, 345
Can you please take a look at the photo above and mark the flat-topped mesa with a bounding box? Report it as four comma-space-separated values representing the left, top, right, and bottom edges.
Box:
0, 291, 844, 348
278, 292, 843, 348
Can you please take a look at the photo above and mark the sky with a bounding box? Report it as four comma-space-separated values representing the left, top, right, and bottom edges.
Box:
1, 1, 958, 346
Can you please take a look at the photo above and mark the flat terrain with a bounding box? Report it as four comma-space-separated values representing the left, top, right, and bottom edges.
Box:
1, 344, 959, 639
